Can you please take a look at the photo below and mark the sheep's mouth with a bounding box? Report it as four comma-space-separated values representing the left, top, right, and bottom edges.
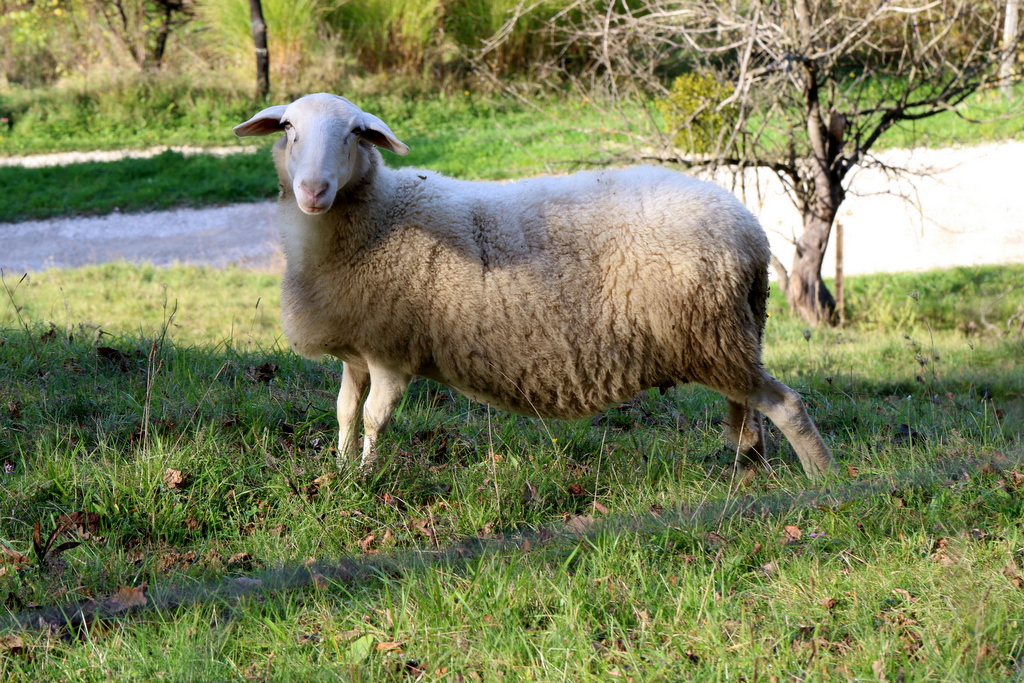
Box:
298, 202, 331, 215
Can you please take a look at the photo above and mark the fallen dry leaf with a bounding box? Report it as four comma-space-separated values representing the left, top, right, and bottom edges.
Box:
164, 468, 185, 489
228, 552, 257, 570
55, 510, 101, 537
821, 597, 838, 610
407, 519, 438, 547
358, 533, 376, 553
382, 491, 405, 510
312, 472, 336, 487
102, 583, 148, 614
779, 525, 802, 545
0, 635, 24, 653
979, 462, 1000, 476
1002, 561, 1024, 589
564, 513, 594, 535
872, 659, 887, 682
1, 542, 30, 567
592, 501, 609, 515
310, 571, 328, 590
761, 560, 779, 577
249, 362, 279, 383
375, 641, 403, 653
892, 588, 916, 602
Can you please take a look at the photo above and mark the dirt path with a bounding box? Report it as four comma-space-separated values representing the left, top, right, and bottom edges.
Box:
1, 141, 1022, 276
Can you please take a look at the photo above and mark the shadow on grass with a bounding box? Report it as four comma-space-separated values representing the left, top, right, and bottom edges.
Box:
3, 449, 1021, 639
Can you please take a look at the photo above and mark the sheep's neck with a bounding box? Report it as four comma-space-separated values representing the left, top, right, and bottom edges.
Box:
284, 150, 393, 274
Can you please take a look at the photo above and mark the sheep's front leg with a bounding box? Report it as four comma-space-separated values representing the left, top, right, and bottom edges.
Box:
359, 363, 411, 476
337, 361, 371, 469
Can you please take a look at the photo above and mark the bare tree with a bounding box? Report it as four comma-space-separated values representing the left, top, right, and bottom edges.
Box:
88, 0, 193, 69
483, 0, 1024, 325
151, 0, 192, 69
249, 0, 270, 100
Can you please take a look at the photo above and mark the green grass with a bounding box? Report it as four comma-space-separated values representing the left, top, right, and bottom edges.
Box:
1, 264, 1023, 680
0, 151, 279, 222
877, 86, 1024, 150
0, 92, 618, 222
0, 77, 261, 156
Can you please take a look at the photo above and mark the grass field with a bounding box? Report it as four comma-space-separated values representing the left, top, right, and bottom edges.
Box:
0, 95, 617, 223
1, 263, 1023, 680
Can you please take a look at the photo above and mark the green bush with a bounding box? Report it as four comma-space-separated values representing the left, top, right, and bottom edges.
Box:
656, 73, 738, 153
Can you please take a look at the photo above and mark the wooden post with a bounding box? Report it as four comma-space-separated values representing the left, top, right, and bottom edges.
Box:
248, 0, 270, 100
835, 219, 845, 327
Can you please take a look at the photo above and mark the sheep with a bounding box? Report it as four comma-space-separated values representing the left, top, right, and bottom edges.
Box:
233, 93, 835, 479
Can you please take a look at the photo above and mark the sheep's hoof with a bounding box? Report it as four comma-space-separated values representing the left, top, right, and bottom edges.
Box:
355, 458, 381, 483
335, 449, 360, 473
722, 464, 760, 487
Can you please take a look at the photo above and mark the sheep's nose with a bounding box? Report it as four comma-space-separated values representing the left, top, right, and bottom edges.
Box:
299, 180, 330, 200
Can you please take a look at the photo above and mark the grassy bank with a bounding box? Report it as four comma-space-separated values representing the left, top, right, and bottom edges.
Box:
0, 93, 617, 222
0, 264, 1022, 680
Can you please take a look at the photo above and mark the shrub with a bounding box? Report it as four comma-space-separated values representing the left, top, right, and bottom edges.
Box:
656, 73, 738, 154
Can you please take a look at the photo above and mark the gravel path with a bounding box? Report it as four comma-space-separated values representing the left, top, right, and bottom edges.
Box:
1, 202, 279, 272
0, 144, 260, 168
1, 141, 1022, 276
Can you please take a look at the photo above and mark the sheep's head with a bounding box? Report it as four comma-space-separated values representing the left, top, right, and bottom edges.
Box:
233, 93, 408, 215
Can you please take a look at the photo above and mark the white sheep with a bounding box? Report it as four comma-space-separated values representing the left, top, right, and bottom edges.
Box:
234, 93, 835, 479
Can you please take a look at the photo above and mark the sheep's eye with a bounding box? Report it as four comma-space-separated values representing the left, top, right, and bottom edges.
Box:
283, 121, 293, 130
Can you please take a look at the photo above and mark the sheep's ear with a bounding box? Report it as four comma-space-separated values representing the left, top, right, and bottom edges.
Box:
356, 113, 410, 156
233, 105, 289, 137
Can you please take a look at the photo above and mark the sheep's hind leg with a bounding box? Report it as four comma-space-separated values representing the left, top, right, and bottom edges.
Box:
337, 361, 371, 470
358, 363, 411, 477
725, 399, 767, 477
743, 371, 834, 479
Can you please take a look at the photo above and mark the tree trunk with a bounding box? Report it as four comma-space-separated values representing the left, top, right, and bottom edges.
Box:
789, 4, 845, 327
152, 4, 173, 68
786, 210, 836, 326
248, 0, 270, 100
1004, 0, 1021, 100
